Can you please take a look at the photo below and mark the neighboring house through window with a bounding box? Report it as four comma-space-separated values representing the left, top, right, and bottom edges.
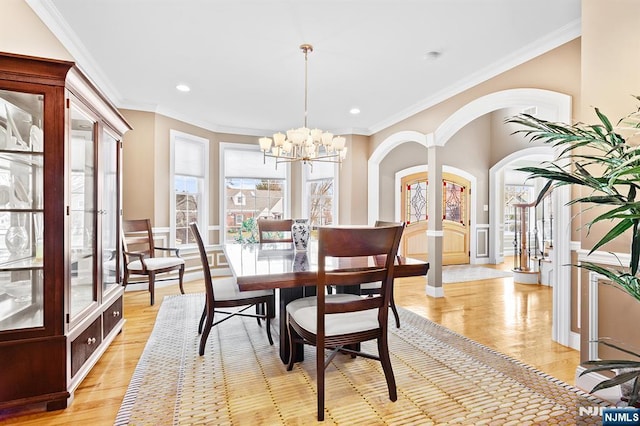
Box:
170, 130, 209, 246
221, 143, 289, 243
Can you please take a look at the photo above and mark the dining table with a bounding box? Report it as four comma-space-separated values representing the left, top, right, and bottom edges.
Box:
223, 240, 430, 364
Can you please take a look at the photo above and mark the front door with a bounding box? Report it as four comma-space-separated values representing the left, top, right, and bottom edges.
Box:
400, 172, 470, 265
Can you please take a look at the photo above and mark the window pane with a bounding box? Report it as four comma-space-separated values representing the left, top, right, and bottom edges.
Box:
405, 180, 427, 224
504, 184, 533, 233
308, 178, 334, 227
225, 177, 286, 243
175, 177, 200, 245
443, 180, 465, 224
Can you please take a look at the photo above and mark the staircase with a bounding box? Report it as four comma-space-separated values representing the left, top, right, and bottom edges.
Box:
511, 189, 553, 285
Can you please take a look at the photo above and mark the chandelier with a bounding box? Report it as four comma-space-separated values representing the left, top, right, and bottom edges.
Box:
258, 44, 347, 168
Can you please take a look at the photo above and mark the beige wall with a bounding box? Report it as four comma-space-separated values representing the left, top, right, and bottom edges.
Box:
577, 0, 640, 362
1, 0, 72, 60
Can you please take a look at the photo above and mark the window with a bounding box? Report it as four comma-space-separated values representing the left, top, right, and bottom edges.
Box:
170, 130, 209, 246
504, 184, 534, 234
303, 160, 338, 228
221, 144, 289, 243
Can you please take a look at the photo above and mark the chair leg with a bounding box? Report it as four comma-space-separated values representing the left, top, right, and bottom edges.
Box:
390, 287, 400, 328
265, 311, 273, 345
255, 304, 263, 325
390, 300, 401, 329
198, 303, 206, 334
377, 334, 397, 401
149, 272, 156, 305
317, 342, 325, 421
286, 321, 297, 371
199, 301, 214, 356
178, 265, 185, 294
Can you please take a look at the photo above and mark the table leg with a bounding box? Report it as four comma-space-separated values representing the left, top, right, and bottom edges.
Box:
279, 286, 304, 364
278, 285, 317, 364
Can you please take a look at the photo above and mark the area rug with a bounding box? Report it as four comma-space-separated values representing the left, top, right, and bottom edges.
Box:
442, 264, 513, 284
115, 293, 607, 425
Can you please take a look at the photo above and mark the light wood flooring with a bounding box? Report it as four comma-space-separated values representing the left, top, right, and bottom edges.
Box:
2, 264, 580, 425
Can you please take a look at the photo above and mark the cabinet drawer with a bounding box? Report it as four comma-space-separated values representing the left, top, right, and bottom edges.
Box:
103, 296, 123, 336
71, 317, 102, 377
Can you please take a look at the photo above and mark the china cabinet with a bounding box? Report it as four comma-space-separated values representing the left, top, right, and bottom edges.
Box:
0, 52, 130, 411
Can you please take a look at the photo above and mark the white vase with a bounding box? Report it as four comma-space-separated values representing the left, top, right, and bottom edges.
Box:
292, 219, 310, 251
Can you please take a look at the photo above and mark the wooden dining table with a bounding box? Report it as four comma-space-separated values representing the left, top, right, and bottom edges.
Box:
224, 240, 430, 364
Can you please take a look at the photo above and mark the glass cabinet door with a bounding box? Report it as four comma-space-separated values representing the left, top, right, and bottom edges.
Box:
101, 130, 120, 296
0, 89, 44, 331
68, 103, 96, 319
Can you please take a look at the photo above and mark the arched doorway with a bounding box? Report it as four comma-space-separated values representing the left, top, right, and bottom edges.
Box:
368, 88, 574, 348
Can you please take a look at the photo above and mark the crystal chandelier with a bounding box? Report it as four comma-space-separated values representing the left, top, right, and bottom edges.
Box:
259, 44, 347, 168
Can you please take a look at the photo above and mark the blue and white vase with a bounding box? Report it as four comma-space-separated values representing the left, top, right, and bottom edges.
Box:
293, 251, 309, 271
292, 219, 310, 251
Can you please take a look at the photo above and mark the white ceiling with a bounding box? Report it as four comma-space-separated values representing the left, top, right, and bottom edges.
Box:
28, 0, 581, 137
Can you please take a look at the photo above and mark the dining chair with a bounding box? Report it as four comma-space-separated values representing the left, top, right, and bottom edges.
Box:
285, 224, 404, 421
257, 218, 293, 243
122, 218, 185, 305
359, 220, 405, 328
190, 222, 274, 356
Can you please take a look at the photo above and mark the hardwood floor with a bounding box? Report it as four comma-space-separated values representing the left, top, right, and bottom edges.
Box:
1, 265, 580, 425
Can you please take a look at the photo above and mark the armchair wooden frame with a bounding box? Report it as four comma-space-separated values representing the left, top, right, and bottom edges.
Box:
122, 219, 185, 305
285, 224, 404, 421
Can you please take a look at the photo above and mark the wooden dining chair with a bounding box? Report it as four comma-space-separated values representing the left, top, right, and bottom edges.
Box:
285, 224, 404, 421
257, 218, 293, 243
359, 220, 405, 328
122, 218, 185, 305
190, 222, 274, 356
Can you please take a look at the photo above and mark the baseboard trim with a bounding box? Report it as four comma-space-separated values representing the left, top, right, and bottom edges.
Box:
575, 365, 621, 403
426, 284, 444, 298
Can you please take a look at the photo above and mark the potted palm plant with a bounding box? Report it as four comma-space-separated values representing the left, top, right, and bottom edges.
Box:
506, 100, 640, 407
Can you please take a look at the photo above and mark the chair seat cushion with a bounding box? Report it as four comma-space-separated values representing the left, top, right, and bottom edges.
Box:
128, 257, 185, 272
360, 281, 381, 290
214, 276, 273, 301
287, 294, 378, 336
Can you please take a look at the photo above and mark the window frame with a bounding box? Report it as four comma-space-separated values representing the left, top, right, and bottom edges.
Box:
169, 129, 209, 246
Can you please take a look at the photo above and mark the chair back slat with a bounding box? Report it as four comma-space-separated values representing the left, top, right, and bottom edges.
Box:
318, 226, 401, 258
257, 219, 294, 243
122, 219, 155, 258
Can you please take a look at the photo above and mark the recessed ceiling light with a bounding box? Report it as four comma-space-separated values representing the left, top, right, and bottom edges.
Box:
424, 51, 442, 60
350, 107, 361, 115
176, 84, 190, 92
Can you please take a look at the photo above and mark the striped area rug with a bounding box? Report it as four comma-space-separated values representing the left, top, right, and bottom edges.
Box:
115, 293, 607, 425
